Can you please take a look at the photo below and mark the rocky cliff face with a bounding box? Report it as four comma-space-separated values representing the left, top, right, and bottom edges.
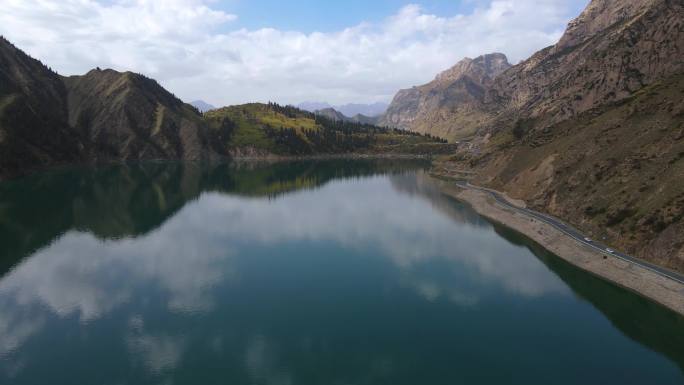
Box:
444, 0, 684, 272
380, 53, 511, 141
485, 0, 684, 133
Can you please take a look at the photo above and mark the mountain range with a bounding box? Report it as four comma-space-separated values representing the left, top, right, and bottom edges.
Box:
0, 38, 447, 179
313, 107, 381, 125
1, 0, 683, 271
297, 102, 388, 117
395, 0, 684, 272
0, 36, 220, 180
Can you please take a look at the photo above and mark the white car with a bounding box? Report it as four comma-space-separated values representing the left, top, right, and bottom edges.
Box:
584, 237, 592, 242
606, 248, 615, 254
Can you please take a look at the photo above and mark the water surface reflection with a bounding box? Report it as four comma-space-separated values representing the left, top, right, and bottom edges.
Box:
0, 160, 682, 385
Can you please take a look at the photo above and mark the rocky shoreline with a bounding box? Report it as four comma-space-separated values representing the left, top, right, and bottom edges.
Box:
430, 174, 684, 316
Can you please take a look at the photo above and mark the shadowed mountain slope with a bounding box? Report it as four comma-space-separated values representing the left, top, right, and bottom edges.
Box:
64, 69, 218, 162
0, 37, 83, 178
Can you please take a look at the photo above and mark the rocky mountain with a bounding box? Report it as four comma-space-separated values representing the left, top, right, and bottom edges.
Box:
315, 107, 348, 122
314, 107, 380, 125
380, 53, 511, 141
335, 102, 388, 118
350, 113, 379, 125
190, 100, 215, 113
439, 0, 684, 272
0, 36, 224, 179
299, 102, 388, 117
483, 0, 684, 135
0, 37, 83, 178
64, 69, 217, 162
297, 101, 331, 112
0, 37, 450, 179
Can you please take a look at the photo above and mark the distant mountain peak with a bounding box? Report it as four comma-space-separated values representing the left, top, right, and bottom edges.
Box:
297, 102, 331, 112
435, 53, 511, 83
298, 102, 388, 118
190, 100, 216, 113
380, 52, 512, 140
314, 107, 347, 122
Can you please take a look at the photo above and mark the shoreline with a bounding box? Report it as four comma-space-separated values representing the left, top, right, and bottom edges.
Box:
0, 153, 437, 182
430, 175, 684, 317
229, 152, 438, 162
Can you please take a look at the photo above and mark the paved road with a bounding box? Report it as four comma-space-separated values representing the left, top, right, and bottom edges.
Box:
456, 181, 684, 286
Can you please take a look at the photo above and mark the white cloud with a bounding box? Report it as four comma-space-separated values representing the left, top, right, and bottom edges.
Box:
0, 0, 584, 106
0, 171, 571, 362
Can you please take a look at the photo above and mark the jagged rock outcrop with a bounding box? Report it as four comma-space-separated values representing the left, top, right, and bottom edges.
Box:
381, 53, 511, 141
485, 0, 684, 133
384, 0, 683, 142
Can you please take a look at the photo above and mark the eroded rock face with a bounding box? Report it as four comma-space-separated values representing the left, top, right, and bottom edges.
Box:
554, 0, 658, 51
380, 53, 511, 141
383, 0, 683, 142
487, 0, 684, 132
461, 0, 684, 271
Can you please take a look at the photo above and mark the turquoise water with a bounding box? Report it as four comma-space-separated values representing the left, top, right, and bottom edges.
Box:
0, 160, 683, 385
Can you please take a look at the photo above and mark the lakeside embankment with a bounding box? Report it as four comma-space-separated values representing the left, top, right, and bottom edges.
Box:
430, 174, 684, 316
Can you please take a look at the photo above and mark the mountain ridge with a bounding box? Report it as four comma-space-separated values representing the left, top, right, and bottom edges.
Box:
190, 100, 215, 113
314, 107, 380, 125
0, 36, 83, 178
298, 101, 388, 117
0, 37, 450, 179
380, 53, 512, 141
434, 0, 684, 272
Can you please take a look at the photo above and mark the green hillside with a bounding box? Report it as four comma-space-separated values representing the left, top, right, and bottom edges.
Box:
205, 102, 448, 156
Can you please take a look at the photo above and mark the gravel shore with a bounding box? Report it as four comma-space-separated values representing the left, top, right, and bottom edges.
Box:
432, 178, 684, 316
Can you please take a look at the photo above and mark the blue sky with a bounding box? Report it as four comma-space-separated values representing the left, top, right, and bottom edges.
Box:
1, 0, 589, 106
223, 1, 587, 33
225, 0, 475, 32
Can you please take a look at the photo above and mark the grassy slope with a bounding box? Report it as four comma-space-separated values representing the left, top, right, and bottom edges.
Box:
205, 103, 450, 156
206, 103, 300, 152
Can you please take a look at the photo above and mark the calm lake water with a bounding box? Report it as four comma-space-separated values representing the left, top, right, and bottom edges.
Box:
0, 160, 683, 385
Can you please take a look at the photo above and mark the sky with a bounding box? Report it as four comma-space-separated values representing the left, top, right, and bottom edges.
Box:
0, 0, 588, 107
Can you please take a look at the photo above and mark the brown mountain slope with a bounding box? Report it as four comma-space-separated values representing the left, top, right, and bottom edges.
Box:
485, 0, 684, 133
438, 0, 684, 272
380, 53, 511, 141
386, 0, 683, 141
469, 73, 684, 272
0, 37, 82, 178
64, 69, 219, 161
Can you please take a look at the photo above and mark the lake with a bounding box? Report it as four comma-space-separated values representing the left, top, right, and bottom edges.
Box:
0, 160, 683, 385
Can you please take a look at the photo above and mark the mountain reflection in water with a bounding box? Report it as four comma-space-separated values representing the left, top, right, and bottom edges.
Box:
0, 160, 682, 385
